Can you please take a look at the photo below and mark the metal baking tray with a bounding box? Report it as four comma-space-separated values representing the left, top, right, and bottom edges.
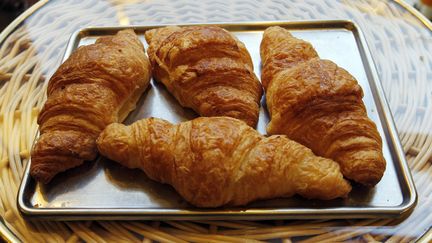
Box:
18, 20, 417, 220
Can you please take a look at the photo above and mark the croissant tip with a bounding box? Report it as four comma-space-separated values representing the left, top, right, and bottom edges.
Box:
30, 167, 54, 184
359, 180, 381, 188
349, 173, 383, 187
30, 155, 86, 184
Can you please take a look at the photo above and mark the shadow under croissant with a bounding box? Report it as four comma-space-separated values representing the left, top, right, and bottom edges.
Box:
36, 155, 378, 210
102, 158, 190, 208
36, 159, 99, 203
102, 158, 363, 209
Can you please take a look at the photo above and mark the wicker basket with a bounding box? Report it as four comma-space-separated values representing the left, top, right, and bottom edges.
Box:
1, 0, 431, 242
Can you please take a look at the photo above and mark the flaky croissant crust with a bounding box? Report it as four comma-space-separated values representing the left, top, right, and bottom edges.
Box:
145, 26, 262, 127
97, 117, 351, 207
31, 29, 151, 183
261, 26, 386, 186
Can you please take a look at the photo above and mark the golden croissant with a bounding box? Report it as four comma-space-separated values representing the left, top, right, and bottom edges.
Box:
260, 26, 386, 186
145, 26, 263, 127
31, 29, 152, 183
97, 117, 351, 207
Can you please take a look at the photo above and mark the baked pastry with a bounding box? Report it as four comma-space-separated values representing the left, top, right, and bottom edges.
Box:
145, 26, 262, 127
97, 117, 351, 207
260, 26, 386, 186
31, 29, 152, 183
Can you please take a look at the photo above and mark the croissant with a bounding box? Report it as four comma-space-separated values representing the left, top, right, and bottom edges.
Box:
31, 29, 152, 183
97, 117, 351, 207
260, 26, 386, 186
144, 26, 263, 127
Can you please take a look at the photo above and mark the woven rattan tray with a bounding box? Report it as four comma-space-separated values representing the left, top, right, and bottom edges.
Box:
1, 0, 431, 241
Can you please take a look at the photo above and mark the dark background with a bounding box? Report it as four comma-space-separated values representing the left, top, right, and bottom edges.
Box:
0, 0, 38, 31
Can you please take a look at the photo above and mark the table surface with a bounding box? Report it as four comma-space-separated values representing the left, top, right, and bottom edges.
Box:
0, 0, 431, 242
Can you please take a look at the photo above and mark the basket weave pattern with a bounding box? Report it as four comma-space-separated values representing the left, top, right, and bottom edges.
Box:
0, 0, 431, 242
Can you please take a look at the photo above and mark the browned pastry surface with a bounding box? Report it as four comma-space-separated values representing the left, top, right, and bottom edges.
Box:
145, 26, 262, 127
31, 29, 152, 183
260, 26, 386, 186
97, 117, 351, 207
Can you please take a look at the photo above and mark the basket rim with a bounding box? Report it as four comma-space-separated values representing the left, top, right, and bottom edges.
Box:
0, 0, 430, 241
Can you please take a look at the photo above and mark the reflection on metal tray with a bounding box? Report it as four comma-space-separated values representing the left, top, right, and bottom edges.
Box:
17, 20, 417, 220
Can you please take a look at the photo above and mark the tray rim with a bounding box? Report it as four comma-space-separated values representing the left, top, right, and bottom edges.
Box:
17, 19, 417, 220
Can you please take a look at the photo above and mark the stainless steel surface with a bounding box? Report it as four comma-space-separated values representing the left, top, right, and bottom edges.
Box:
17, 20, 417, 220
